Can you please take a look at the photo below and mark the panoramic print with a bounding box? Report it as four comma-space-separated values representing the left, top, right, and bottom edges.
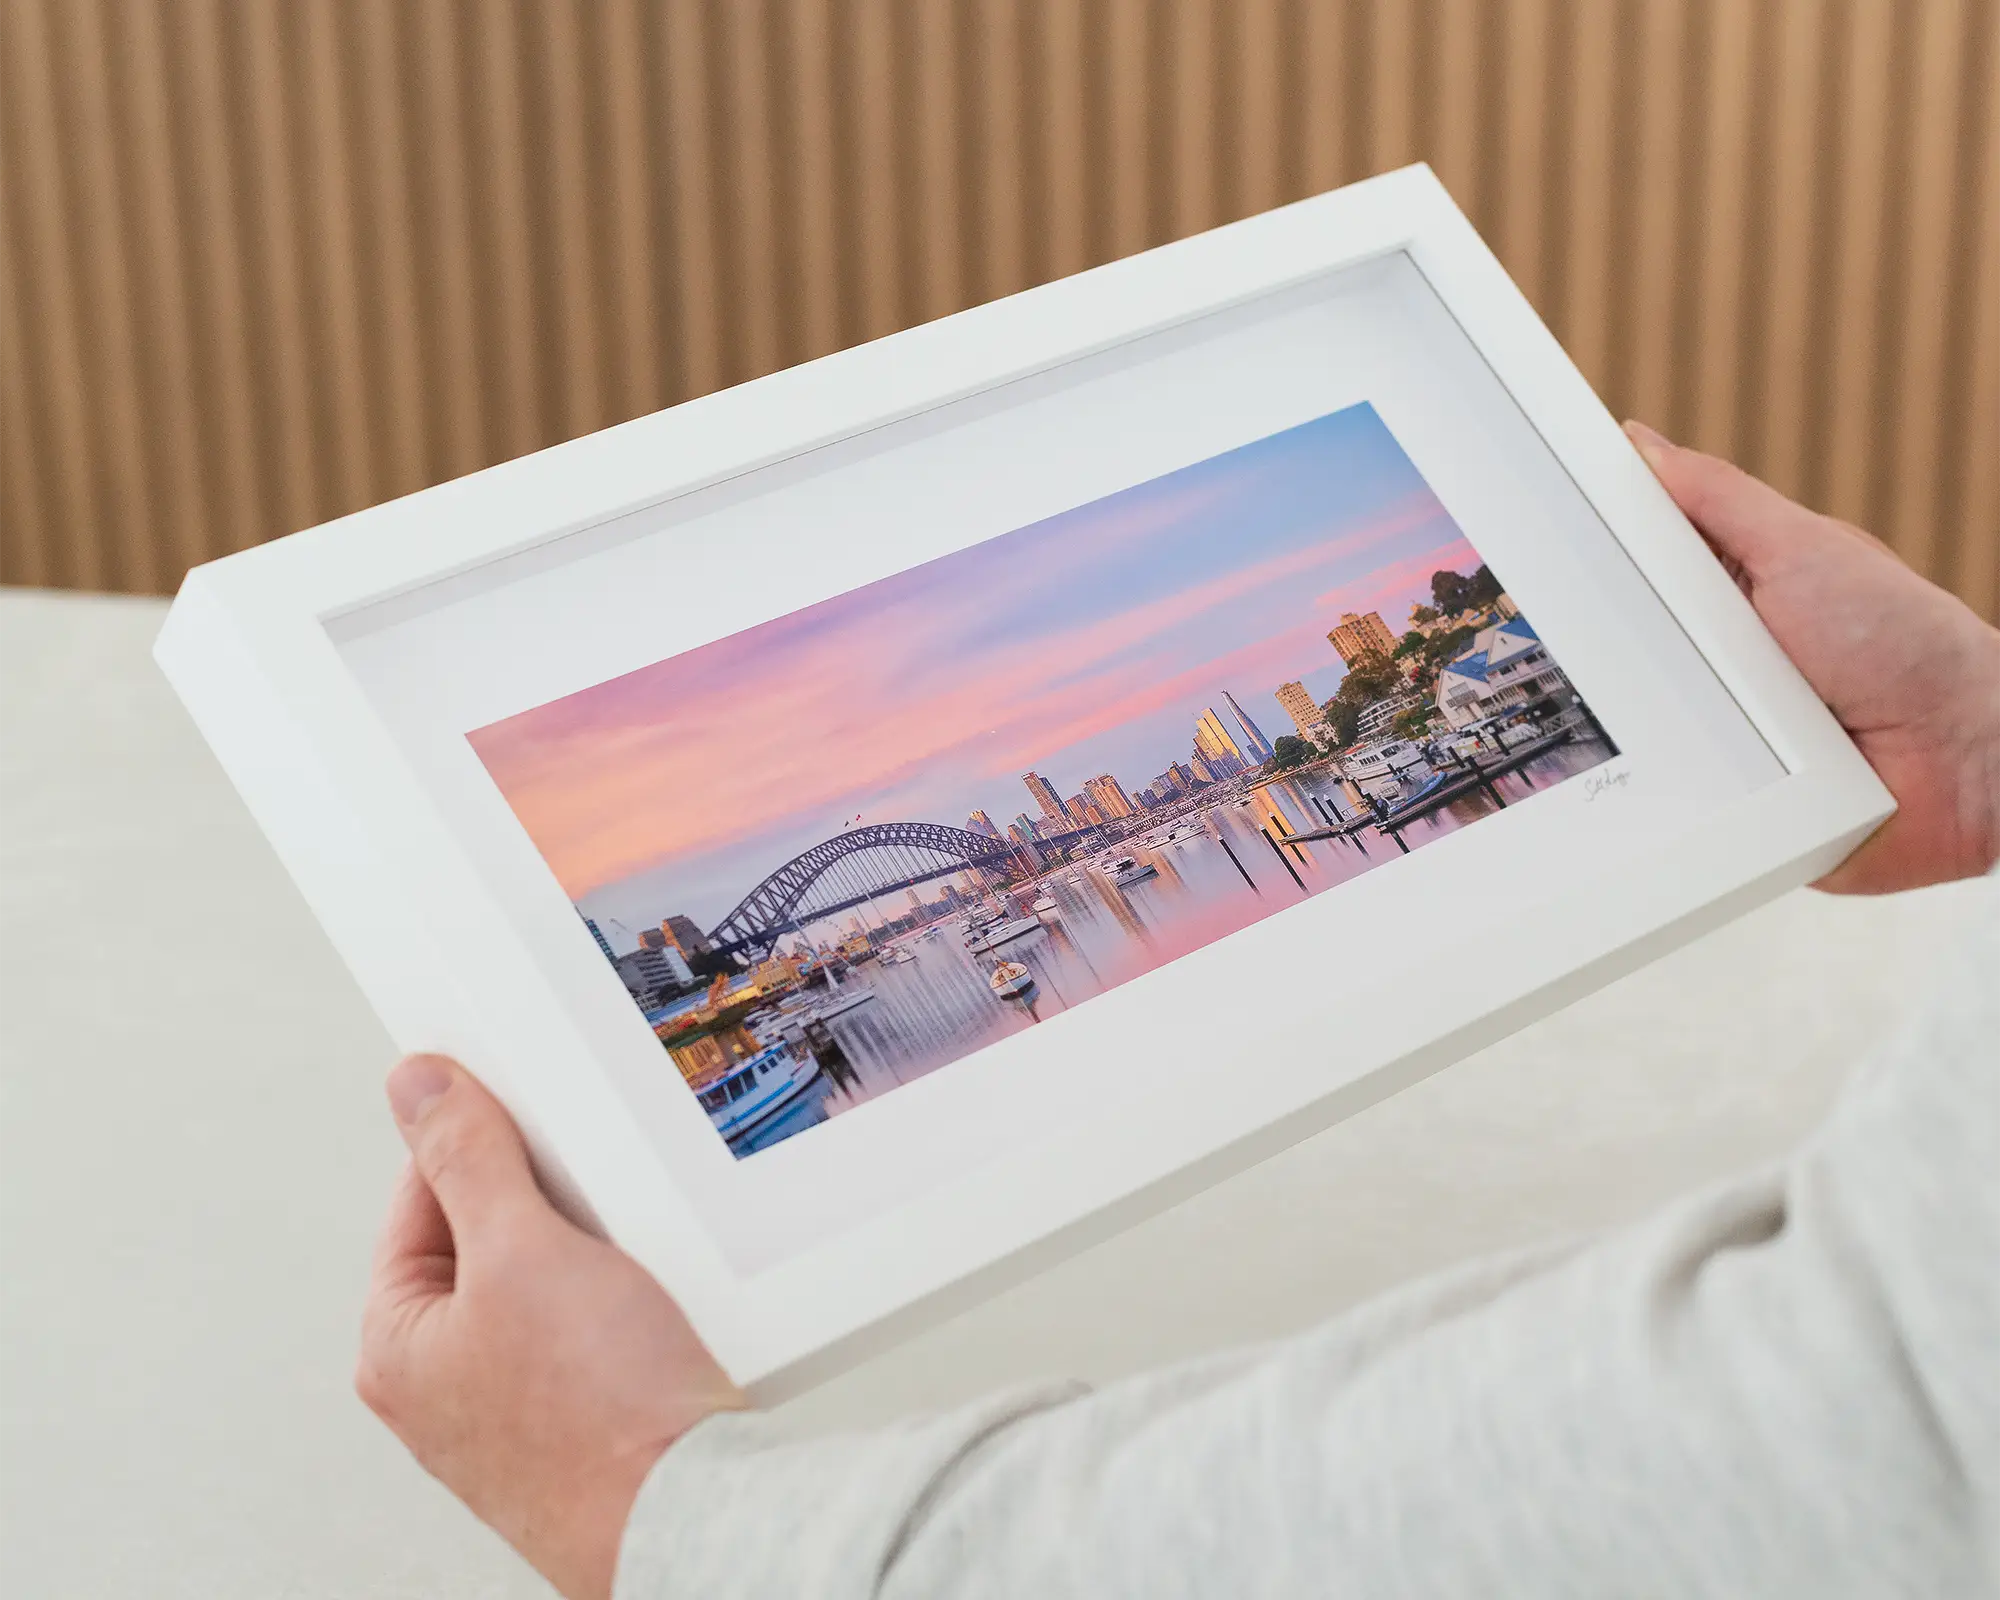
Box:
469, 402, 1615, 1157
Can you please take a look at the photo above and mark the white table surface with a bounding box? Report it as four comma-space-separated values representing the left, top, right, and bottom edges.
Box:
3, 586, 1989, 1598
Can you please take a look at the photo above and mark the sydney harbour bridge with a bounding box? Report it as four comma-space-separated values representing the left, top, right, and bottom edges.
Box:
705, 820, 1069, 959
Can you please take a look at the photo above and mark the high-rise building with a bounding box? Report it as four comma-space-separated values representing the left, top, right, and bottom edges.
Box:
582, 915, 616, 962
1084, 774, 1134, 819
637, 927, 667, 951
1222, 692, 1275, 763
1327, 609, 1397, 666
966, 809, 1001, 839
614, 944, 693, 1003
1063, 793, 1095, 829
1189, 753, 1216, 785
1011, 811, 1043, 842
1170, 761, 1195, 791
1021, 771, 1067, 827
1193, 708, 1246, 777
660, 914, 713, 959
1274, 680, 1323, 741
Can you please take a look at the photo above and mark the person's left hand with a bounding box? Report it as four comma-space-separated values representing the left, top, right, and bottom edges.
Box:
356, 1054, 743, 1600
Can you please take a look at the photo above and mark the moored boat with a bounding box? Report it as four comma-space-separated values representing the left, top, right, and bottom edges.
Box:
693, 1044, 822, 1144
814, 986, 877, 1019
966, 914, 1042, 953
988, 960, 1034, 998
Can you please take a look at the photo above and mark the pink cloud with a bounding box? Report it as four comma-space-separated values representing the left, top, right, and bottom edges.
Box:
472, 484, 1474, 899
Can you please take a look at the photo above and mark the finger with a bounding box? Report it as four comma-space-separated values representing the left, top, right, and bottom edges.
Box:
385, 1054, 543, 1248
369, 1159, 455, 1299
1623, 420, 1825, 581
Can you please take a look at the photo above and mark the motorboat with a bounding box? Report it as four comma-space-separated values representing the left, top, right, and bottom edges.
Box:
1028, 892, 1058, 917
988, 960, 1035, 998
1341, 739, 1435, 799
966, 915, 1042, 953
695, 1044, 822, 1145
1110, 859, 1157, 887
882, 946, 916, 965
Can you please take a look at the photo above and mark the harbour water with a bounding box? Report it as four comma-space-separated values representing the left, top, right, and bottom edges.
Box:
734, 737, 1614, 1153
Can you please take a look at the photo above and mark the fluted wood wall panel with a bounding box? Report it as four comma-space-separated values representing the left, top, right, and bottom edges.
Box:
3, 1, 1996, 616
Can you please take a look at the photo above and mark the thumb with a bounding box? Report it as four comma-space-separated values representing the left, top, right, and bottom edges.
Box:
386, 1054, 541, 1243
1623, 420, 1823, 582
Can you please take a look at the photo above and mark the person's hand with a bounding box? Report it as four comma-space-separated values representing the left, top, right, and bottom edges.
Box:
1625, 421, 2000, 894
356, 1054, 742, 1600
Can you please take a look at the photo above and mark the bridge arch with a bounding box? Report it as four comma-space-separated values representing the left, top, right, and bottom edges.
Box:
706, 821, 1021, 956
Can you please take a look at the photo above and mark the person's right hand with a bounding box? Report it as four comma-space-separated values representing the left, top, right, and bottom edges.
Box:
1625, 421, 2000, 895
356, 1055, 742, 1600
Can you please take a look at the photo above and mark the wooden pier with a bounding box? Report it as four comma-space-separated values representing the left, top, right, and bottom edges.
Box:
1278, 728, 1584, 847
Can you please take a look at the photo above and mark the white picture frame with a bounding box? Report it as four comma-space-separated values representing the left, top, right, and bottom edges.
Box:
155, 165, 1891, 1400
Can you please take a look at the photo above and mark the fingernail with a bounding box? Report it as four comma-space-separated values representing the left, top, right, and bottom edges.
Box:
1623, 418, 1671, 467
388, 1055, 454, 1125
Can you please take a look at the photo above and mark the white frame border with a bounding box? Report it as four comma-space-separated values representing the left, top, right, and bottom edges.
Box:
155, 166, 1891, 1398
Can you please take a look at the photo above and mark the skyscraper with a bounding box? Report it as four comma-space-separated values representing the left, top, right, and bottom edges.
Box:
966, 809, 1001, 839
1274, 680, 1322, 740
1084, 774, 1135, 819
1222, 691, 1275, 763
1064, 793, 1097, 829
1327, 609, 1397, 666
1193, 708, 1246, 777
1021, 770, 1067, 828
661, 914, 713, 958
1011, 811, 1043, 842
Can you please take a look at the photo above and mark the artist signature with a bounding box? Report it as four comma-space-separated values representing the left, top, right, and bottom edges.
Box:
1584, 767, 1632, 802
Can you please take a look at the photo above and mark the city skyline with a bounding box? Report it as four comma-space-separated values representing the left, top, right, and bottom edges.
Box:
468, 401, 1480, 940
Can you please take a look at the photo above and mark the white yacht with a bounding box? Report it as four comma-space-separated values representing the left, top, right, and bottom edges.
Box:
1342, 739, 1434, 798
1107, 856, 1157, 887
814, 987, 877, 1020
966, 915, 1042, 953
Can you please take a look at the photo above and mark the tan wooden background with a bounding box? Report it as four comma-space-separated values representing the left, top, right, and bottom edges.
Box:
2, 1, 1995, 615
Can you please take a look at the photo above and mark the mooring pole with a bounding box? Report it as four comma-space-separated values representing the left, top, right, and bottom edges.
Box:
1214, 827, 1259, 891
1260, 826, 1308, 890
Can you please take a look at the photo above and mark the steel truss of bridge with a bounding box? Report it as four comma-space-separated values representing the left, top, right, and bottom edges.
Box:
705, 821, 1035, 958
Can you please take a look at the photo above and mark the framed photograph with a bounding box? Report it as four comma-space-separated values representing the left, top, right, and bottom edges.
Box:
156, 165, 1891, 1398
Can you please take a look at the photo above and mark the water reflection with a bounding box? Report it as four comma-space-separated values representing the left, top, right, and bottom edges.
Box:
734, 738, 1614, 1153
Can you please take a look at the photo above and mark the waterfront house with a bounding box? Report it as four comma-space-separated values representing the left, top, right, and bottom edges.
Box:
1437, 615, 1573, 731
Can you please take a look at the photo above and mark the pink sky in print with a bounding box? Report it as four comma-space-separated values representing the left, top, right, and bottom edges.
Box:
469, 402, 1485, 942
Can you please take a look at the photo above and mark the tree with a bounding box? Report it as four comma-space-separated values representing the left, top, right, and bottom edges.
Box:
1393, 629, 1425, 659
1409, 603, 1439, 624
1430, 564, 1504, 617
1269, 734, 1316, 771
1319, 656, 1401, 750
1394, 704, 1435, 740
1323, 698, 1362, 748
